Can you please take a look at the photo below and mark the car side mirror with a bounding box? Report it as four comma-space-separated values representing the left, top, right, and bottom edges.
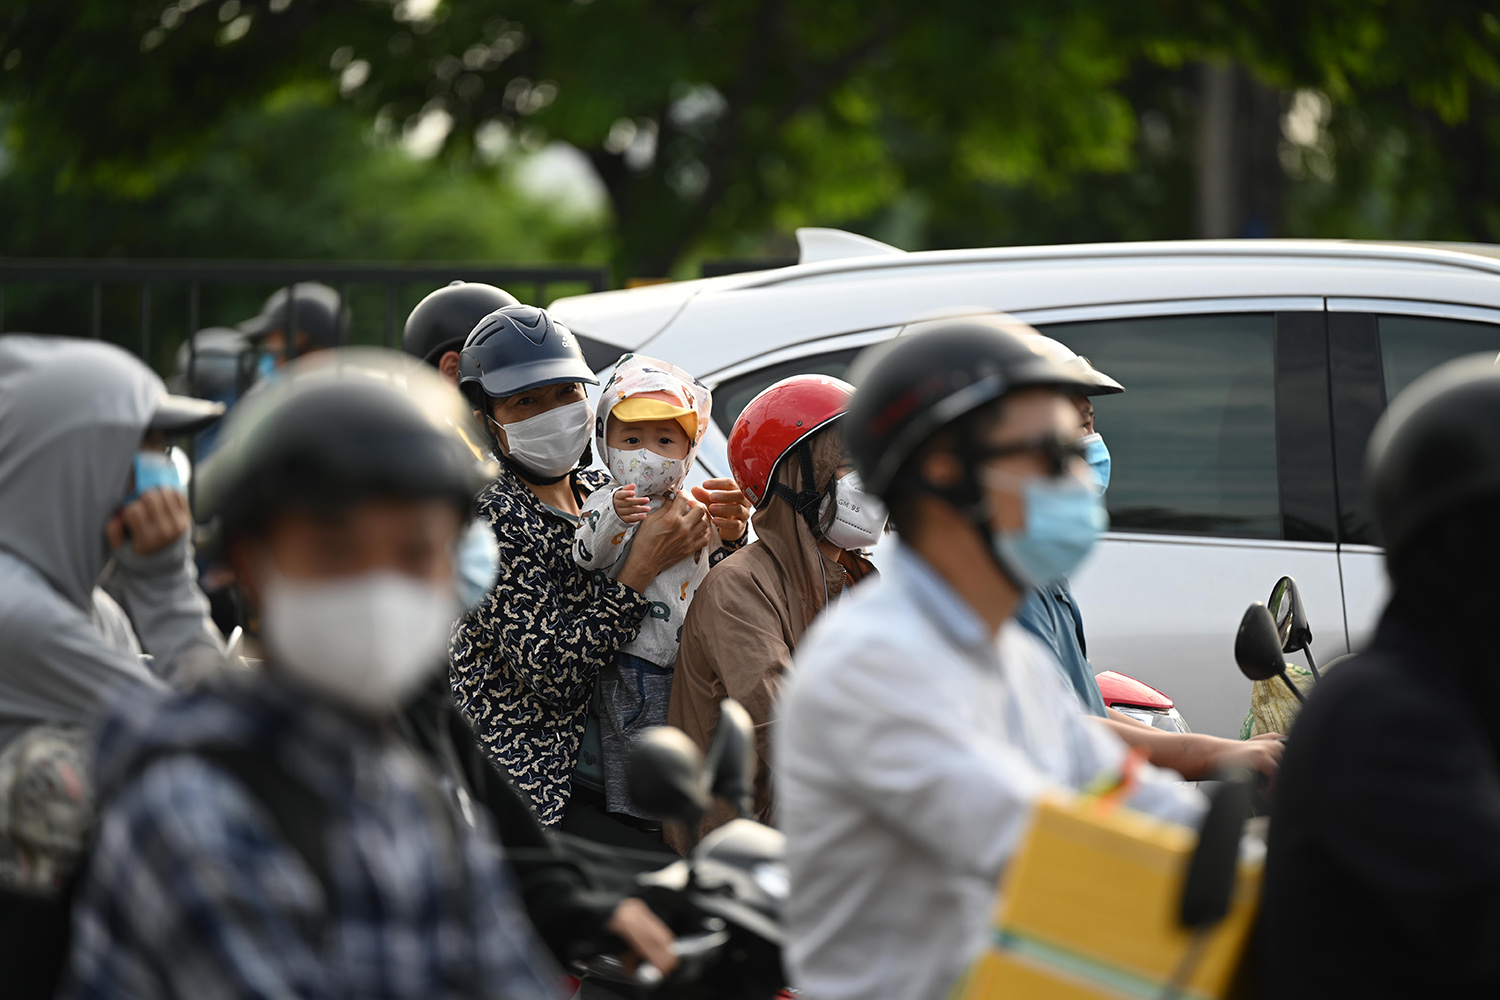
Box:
704, 699, 755, 818
1267, 576, 1312, 654
626, 727, 710, 829
1235, 603, 1306, 705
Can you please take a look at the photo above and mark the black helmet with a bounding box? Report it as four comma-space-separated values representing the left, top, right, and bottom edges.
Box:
403, 281, 520, 366
197, 348, 493, 544
457, 304, 597, 409
239, 282, 350, 353
1367, 353, 1500, 556
166, 327, 253, 402
845, 314, 1097, 499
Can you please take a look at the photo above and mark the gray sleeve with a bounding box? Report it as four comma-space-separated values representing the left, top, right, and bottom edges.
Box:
110, 532, 226, 688
0, 571, 164, 744
90, 588, 143, 659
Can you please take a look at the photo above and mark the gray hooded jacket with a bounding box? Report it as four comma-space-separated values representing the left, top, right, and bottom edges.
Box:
0, 336, 224, 751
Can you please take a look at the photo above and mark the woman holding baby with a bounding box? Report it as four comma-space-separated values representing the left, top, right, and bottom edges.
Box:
449, 303, 750, 849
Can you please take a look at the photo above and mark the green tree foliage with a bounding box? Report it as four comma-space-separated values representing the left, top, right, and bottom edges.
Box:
0, 87, 603, 261
0, 74, 605, 365
1, 0, 1498, 277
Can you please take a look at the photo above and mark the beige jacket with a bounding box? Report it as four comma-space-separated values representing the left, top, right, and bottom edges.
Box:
668, 428, 872, 836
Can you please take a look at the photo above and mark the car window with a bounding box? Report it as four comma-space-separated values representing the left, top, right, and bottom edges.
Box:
710, 347, 863, 433
1378, 314, 1500, 405
1038, 314, 1281, 540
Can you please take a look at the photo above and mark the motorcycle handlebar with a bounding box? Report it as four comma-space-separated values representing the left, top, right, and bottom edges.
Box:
576, 925, 732, 989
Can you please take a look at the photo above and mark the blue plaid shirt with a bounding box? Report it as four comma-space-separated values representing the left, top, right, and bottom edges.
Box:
61, 676, 565, 1000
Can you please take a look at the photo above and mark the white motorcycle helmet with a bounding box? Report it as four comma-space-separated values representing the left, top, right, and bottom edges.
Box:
1021, 333, 1125, 396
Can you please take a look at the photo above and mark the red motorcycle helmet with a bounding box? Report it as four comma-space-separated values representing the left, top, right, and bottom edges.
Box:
729, 374, 855, 508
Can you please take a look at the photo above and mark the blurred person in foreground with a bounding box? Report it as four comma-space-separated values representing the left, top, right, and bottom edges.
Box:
775, 316, 1205, 1000
1013, 333, 1283, 781
61, 351, 561, 1000
0, 336, 227, 997
403, 287, 680, 973
1262, 355, 1500, 997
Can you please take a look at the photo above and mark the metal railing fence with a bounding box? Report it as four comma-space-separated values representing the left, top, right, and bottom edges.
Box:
0, 258, 611, 373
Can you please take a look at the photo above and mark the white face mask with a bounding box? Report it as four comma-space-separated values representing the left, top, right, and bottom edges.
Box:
607, 445, 688, 498
818, 470, 889, 551
493, 398, 593, 478
260, 570, 459, 716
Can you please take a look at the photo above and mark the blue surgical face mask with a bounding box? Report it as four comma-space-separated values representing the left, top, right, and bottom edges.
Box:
122, 450, 185, 507
1078, 432, 1111, 493
454, 518, 500, 609
256, 352, 280, 383
984, 470, 1108, 588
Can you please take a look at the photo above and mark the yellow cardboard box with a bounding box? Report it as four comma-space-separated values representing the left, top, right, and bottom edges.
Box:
956, 794, 1262, 1000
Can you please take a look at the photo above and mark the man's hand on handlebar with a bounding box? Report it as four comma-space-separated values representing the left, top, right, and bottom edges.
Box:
1216, 732, 1285, 780
605, 897, 679, 975
1102, 713, 1286, 783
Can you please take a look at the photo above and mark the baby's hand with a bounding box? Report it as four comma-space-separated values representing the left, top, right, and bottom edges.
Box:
613, 484, 651, 524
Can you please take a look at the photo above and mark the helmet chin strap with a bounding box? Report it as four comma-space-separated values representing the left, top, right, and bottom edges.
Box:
769, 442, 827, 536
940, 424, 1031, 593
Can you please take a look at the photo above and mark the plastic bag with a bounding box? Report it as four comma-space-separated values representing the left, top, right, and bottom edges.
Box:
1240, 663, 1315, 739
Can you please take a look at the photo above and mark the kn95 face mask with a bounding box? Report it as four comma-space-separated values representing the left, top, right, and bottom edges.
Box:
260, 570, 459, 716
818, 471, 889, 551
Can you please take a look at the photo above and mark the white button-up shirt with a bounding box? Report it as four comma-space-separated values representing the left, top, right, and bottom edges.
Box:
775, 543, 1205, 1000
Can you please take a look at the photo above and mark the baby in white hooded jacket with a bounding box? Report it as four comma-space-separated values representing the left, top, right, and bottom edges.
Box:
573, 353, 735, 818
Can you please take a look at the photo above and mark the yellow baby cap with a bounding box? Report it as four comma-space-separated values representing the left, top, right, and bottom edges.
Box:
611, 391, 698, 443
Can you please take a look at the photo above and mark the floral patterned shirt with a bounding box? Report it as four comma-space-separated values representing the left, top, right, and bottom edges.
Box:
449, 467, 652, 826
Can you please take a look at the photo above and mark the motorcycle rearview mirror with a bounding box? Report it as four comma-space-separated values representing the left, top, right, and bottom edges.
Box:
704, 699, 755, 819
1267, 576, 1319, 680
1162, 771, 1254, 998
1268, 576, 1314, 652
1235, 603, 1306, 705
626, 727, 710, 831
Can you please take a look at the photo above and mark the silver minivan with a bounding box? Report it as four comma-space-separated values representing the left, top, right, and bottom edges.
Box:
552, 232, 1500, 737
